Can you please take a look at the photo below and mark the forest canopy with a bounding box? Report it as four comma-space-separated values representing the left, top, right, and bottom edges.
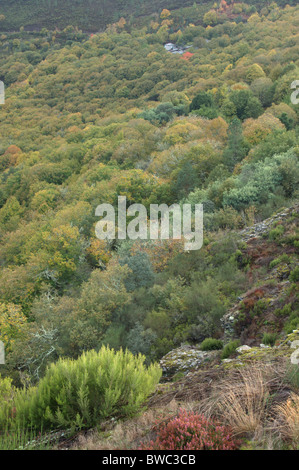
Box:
0, 1, 298, 383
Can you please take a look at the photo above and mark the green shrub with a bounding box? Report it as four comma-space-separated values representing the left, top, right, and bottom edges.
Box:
262, 332, 277, 346
284, 314, 299, 335
200, 338, 223, 351
269, 254, 290, 269
289, 266, 299, 283
251, 299, 268, 317
1, 347, 162, 431
221, 340, 241, 360
274, 303, 292, 318
268, 225, 284, 241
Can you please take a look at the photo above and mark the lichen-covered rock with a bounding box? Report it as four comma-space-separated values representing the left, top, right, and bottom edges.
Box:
221, 309, 240, 341
220, 332, 299, 369
160, 345, 218, 377
221, 359, 244, 370
279, 330, 299, 348
236, 345, 251, 353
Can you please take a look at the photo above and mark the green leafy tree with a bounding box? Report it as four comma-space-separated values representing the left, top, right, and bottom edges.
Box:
230, 89, 263, 121
223, 118, 248, 170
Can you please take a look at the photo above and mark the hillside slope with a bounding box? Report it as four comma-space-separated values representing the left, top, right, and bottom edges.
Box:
0, 2, 298, 451
0, 0, 296, 32
67, 205, 299, 451
0, 0, 199, 32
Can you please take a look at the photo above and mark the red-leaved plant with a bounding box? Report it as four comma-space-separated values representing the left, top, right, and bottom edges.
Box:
140, 409, 240, 450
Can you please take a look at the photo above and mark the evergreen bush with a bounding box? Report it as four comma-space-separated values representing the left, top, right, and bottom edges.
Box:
1, 347, 161, 431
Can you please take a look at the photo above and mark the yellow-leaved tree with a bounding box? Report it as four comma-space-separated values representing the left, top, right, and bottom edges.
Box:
0, 302, 27, 351
160, 9, 171, 19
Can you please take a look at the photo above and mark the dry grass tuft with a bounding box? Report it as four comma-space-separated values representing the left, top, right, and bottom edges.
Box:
197, 362, 288, 440
271, 393, 299, 449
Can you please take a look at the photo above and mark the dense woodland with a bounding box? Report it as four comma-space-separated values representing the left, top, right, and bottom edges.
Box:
0, 0, 298, 449
0, 0, 296, 32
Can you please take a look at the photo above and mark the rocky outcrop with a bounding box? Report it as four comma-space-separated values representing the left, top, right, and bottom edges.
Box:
221, 330, 299, 369
221, 203, 298, 344
239, 204, 298, 242
160, 345, 218, 377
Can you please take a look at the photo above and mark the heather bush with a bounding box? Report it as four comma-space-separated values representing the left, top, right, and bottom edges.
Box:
0, 347, 162, 431
140, 409, 240, 450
